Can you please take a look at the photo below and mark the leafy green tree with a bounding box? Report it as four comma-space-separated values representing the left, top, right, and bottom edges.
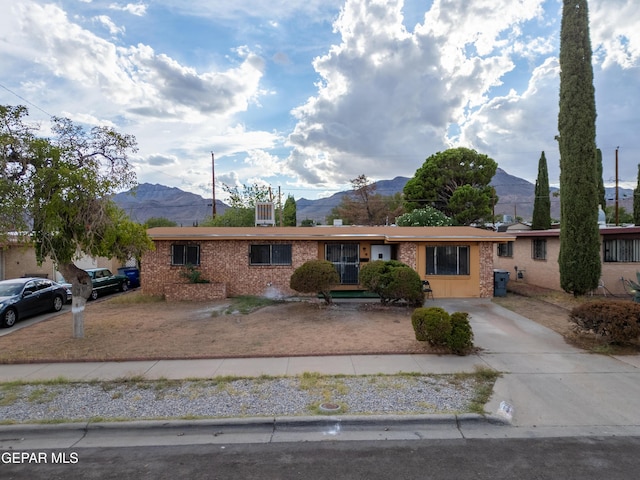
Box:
634, 164, 640, 226
201, 183, 271, 227
289, 259, 340, 304
0, 105, 152, 337
144, 217, 177, 228
283, 194, 297, 226
395, 206, 453, 226
557, 0, 601, 296
531, 151, 551, 230
604, 206, 633, 225
403, 147, 497, 225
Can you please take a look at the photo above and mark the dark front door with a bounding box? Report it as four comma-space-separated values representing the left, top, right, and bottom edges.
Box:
326, 243, 360, 285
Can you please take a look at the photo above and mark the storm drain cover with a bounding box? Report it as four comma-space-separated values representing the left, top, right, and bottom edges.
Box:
319, 402, 341, 412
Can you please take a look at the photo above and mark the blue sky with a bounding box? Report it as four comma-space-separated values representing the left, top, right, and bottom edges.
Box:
1, 0, 638, 202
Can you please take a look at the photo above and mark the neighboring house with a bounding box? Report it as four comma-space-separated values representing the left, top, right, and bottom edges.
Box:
142, 226, 515, 300
493, 225, 640, 296
0, 235, 126, 283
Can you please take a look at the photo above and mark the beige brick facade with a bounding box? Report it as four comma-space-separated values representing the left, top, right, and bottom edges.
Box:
142, 226, 509, 300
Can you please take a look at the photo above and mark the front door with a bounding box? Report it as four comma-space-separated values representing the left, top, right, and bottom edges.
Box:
326, 243, 360, 285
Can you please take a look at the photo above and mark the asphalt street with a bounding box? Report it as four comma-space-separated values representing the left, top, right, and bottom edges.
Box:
3, 437, 640, 480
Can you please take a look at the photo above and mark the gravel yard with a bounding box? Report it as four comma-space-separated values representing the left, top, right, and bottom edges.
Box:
0, 373, 493, 424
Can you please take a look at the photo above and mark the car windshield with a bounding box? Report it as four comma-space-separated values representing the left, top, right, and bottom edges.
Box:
0, 283, 24, 296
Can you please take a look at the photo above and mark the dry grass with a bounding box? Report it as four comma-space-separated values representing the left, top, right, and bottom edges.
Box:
1, 284, 636, 364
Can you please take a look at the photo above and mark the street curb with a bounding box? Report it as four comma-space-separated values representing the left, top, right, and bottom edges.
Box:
0, 413, 510, 435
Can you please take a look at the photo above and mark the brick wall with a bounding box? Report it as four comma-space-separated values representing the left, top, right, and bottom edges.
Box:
142, 240, 319, 298
163, 282, 226, 302
397, 242, 417, 270
479, 242, 494, 298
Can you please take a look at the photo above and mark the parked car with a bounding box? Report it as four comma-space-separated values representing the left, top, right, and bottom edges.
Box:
0, 278, 69, 328
86, 268, 130, 300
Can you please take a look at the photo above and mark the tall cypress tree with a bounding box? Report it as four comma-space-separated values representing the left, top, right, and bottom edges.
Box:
532, 151, 551, 230
634, 164, 640, 226
557, 0, 601, 295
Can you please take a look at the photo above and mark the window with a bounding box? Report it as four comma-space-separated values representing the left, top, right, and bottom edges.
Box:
171, 244, 200, 265
426, 245, 470, 275
532, 239, 546, 260
604, 239, 640, 263
497, 242, 513, 257
250, 244, 292, 265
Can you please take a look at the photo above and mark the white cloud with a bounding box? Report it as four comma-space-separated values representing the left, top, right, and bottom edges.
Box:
94, 15, 125, 36
109, 3, 148, 17
5, 3, 266, 123
285, 0, 548, 187
591, 0, 640, 69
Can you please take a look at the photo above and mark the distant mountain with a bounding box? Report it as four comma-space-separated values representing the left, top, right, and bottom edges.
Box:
115, 172, 634, 226
113, 183, 227, 226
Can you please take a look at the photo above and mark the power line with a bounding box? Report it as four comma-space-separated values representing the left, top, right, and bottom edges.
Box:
0, 82, 53, 118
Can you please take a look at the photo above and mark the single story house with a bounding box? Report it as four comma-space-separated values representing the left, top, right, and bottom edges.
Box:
493, 225, 640, 296
142, 226, 515, 301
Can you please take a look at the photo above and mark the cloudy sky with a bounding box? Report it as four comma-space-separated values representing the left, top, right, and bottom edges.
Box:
1, 0, 638, 201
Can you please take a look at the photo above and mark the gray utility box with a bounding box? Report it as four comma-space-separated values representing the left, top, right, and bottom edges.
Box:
493, 269, 510, 297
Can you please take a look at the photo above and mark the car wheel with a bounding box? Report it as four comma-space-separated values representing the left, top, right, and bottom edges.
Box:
2, 308, 17, 328
120, 281, 129, 292
52, 295, 63, 312
90, 290, 99, 301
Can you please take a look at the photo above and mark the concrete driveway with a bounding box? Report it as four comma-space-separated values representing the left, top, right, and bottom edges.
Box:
437, 298, 640, 435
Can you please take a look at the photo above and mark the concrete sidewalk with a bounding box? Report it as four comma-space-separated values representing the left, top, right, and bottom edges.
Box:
0, 353, 482, 383
1, 298, 640, 436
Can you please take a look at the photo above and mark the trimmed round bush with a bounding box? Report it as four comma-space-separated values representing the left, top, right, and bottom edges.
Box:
360, 260, 424, 306
289, 259, 340, 304
411, 307, 451, 346
447, 312, 474, 355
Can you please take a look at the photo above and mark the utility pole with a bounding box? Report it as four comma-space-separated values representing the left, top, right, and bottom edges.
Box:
211, 152, 216, 218
615, 147, 619, 226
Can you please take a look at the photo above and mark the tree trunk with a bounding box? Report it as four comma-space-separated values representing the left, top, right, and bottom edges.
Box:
57, 263, 92, 339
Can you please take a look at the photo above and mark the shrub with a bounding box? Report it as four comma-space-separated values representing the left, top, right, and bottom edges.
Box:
289, 260, 340, 304
411, 307, 451, 346
412, 308, 474, 355
360, 260, 424, 306
569, 301, 640, 345
181, 264, 210, 284
447, 312, 474, 355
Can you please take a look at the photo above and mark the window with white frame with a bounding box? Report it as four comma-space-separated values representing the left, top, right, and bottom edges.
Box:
603, 239, 640, 263
250, 244, 292, 265
532, 239, 547, 260
171, 244, 200, 265
426, 245, 470, 275
497, 242, 514, 257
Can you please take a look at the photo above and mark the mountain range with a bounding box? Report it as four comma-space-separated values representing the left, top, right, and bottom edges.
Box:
113, 168, 634, 226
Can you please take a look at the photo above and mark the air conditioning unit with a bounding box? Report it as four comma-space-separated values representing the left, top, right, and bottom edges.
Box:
255, 202, 275, 226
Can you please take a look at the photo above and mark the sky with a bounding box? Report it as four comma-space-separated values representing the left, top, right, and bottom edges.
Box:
1, 0, 638, 202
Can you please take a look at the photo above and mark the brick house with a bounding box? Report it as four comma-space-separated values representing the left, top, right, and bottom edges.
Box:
493, 225, 640, 295
142, 226, 514, 301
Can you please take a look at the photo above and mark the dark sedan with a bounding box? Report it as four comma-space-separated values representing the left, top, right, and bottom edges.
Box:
0, 278, 69, 328
86, 268, 129, 300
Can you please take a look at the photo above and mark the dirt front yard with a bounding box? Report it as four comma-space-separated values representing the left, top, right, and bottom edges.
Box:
0, 285, 621, 364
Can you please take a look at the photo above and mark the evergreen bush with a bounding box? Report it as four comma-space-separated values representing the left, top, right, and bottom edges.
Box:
447, 312, 474, 355
289, 259, 340, 304
360, 260, 424, 306
416, 307, 451, 347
